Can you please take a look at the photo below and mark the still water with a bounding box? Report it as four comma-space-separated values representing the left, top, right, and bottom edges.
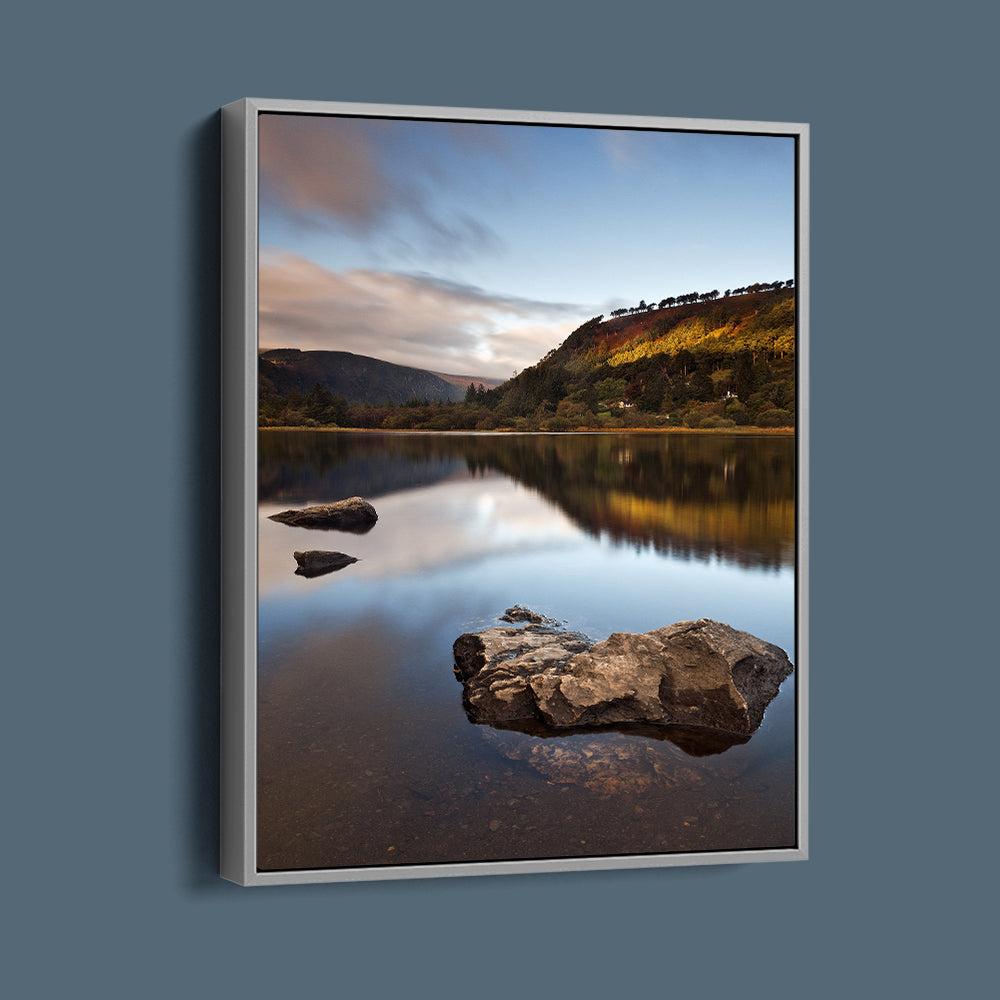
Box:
257, 430, 797, 871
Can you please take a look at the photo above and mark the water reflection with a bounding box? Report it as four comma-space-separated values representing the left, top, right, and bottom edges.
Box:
256, 430, 797, 871
292, 550, 359, 578
484, 717, 752, 755
260, 430, 794, 569
258, 474, 583, 596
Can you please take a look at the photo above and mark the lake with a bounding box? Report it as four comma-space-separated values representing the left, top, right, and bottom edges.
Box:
256, 430, 797, 871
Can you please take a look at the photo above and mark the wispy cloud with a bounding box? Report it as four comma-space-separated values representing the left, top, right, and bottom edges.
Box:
259, 114, 506, 261
258, 249, 587, 379
598, 129, 677, 172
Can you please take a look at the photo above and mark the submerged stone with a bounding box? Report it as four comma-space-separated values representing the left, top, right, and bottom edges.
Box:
479, 727, 707, 794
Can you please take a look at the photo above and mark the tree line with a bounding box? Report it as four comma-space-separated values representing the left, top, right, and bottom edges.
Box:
608, 280, 793, 317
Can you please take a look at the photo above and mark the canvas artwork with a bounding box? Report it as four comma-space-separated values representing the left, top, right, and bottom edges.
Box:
221, 99, 808, 884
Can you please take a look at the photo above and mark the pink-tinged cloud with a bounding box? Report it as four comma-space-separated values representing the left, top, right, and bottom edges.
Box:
259, 114, 386, 230
258, 114, 506, 259
258, 249, 587, 380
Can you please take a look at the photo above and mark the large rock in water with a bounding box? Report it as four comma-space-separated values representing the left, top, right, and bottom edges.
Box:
453, 616, 792, 736
269, 496, 377, 532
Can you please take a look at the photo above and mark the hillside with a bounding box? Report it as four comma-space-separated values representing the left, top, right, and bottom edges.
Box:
258, 349, 467, 406
487, 285, 796, 429
579, 287, 794, 365
257, 284, 796, 431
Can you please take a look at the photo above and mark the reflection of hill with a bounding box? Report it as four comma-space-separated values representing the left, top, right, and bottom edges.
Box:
466, 433, 795, 569
258, 430, 795, 569
258, 430, 465, 503
580, 491, 794, 567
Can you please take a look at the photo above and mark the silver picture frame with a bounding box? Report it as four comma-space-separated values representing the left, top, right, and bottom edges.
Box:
221, 97, 809, 886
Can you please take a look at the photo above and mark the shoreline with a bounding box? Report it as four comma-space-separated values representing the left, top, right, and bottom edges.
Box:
258, 425, 794, 436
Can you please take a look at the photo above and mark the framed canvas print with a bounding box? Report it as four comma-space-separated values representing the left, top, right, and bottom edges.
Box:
221, 98, 808, 885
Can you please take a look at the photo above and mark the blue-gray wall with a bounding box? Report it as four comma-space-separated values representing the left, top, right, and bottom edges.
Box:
7, 2, 995, 997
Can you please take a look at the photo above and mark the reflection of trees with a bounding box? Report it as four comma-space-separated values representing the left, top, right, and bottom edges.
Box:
258, 430, 467, 503
259, 430, 795, 569
465, 433, 794, 569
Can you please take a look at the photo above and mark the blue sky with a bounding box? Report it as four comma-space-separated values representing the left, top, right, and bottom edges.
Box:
258, 112, 796, 379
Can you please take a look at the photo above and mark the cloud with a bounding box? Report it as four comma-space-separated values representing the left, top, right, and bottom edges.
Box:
600, 130, 643, 171
259, 114, 386, 229
258, 249, 587, 379
258, 114, 506, 260
598, 129, 681, 173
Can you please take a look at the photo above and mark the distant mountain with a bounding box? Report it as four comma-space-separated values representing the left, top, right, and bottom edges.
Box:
258, 349, 469, 405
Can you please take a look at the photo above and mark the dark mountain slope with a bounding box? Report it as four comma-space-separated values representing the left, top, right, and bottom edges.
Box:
258, 349, 466, 405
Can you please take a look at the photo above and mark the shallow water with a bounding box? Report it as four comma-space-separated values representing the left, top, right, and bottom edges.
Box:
257, 430, 797, 871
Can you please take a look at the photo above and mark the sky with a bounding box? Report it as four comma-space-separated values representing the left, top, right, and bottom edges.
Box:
258, 111, 796, 380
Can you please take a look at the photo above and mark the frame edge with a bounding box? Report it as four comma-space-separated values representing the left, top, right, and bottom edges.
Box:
219, 98, 809, 885
220, 98, 258, 885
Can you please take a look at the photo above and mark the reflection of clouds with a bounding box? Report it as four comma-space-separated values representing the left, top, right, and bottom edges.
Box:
257, 473, 795, 661
259, 477, 579, 599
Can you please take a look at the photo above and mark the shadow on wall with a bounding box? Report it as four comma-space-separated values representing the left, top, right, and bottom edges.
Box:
181, 110, 224, 890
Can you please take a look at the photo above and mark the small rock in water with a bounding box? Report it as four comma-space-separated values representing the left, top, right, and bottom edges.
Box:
269, 496, 378, 533
293, 550, 358, 578
499, 605, 551, 624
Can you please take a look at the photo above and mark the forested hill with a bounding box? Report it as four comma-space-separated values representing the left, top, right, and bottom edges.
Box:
483, 283, 796, 429
564, 284, 794, 365
259, 349, 466, 406
258, 283, 796, 430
